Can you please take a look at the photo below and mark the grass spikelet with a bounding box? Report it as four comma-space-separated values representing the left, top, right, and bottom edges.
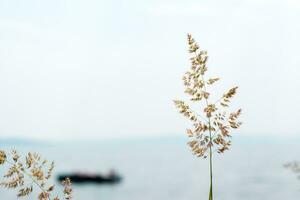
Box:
285, 161, 300, 180
0, 149, 72, 200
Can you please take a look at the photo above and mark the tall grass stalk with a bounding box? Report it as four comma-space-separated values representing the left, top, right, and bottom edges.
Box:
174, 34, 242, 200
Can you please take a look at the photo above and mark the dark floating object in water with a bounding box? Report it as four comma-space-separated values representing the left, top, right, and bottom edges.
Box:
57, 171, 122, 184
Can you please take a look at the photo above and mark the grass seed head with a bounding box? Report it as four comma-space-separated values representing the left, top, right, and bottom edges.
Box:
174, 34, 242, 158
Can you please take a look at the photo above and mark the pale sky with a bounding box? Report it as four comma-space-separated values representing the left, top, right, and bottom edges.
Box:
0, 0, 300, 139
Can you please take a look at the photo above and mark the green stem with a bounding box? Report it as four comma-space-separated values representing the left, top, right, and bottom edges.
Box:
209, 129, 213, 200
196, 54, 214, 200
201, 76, 214, 200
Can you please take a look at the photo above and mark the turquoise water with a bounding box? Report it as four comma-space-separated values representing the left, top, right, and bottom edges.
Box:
0, 136, 299, 200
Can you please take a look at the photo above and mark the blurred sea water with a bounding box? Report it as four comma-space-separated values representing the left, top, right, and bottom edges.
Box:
0, 135, 300, 200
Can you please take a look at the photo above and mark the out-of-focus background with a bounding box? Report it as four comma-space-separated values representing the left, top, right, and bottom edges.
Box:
0, 0, 300, 199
